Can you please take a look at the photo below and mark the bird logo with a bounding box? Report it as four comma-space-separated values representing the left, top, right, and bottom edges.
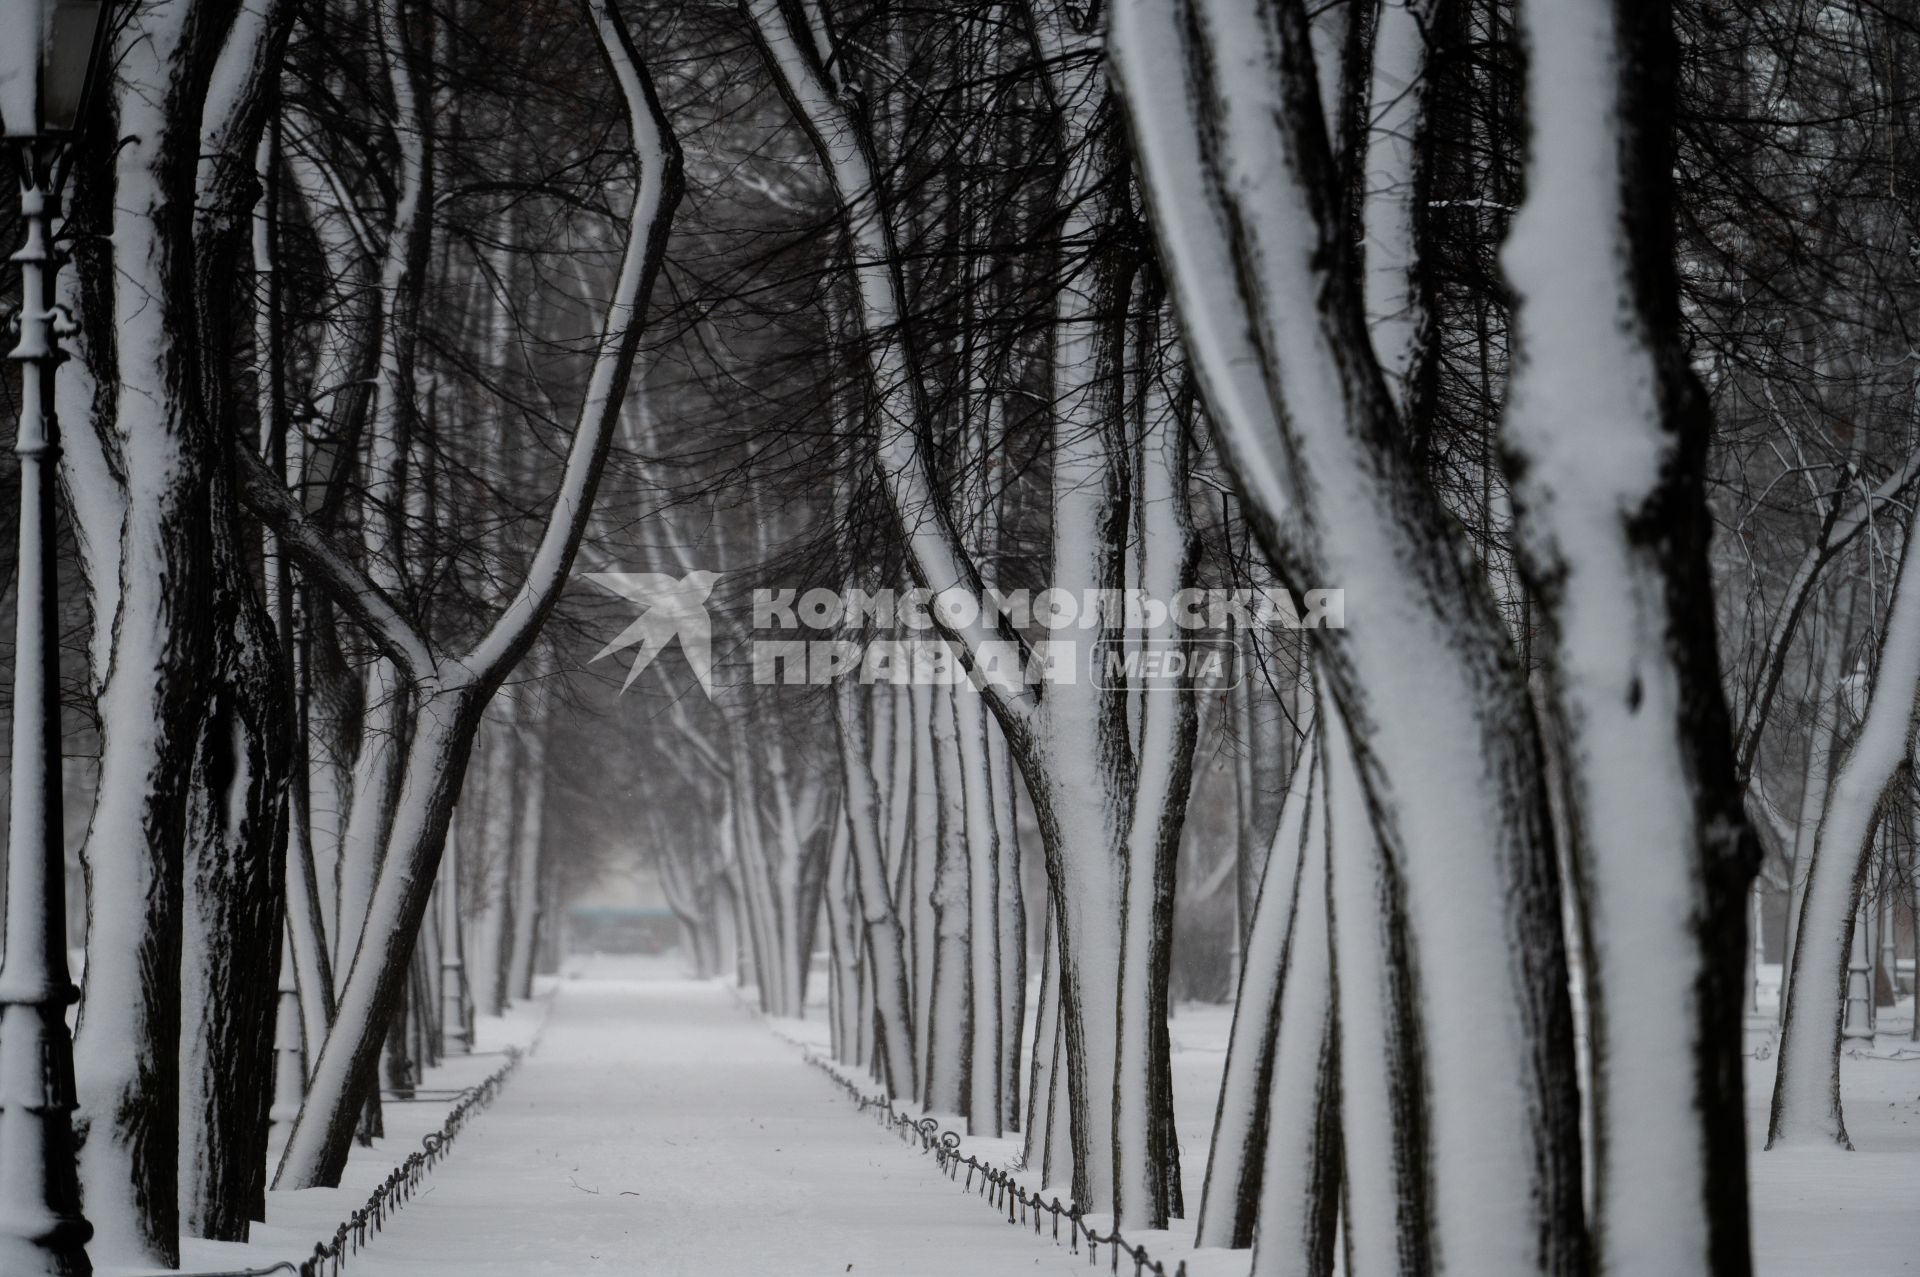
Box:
583, 570, 721, 697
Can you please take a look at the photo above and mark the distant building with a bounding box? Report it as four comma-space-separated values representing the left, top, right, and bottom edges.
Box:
564, 857, 677, 955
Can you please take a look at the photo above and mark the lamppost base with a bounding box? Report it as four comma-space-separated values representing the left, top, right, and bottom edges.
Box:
0, 1002, 92, 1277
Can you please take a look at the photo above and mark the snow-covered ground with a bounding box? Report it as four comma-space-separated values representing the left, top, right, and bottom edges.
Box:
108, 956, 1920, 1275
101, 993, 549, 1276
282, 955, 1086, 1276
1744, 966, 1920, 1276
788, 964, 1920, 1276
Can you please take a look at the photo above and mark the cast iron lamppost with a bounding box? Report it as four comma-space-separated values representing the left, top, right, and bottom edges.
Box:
0, 2, 114, 1273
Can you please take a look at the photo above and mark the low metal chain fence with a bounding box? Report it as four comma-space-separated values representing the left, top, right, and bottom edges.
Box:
802, 1053, 1190, 1277
180, 1044, 525, 1277
281, 1045, 525, 1277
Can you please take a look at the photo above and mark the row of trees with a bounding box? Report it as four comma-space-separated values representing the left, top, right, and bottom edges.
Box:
9, 0, 1918, 1271
1, 0, 679, 1266
621, 1, 1920, 1275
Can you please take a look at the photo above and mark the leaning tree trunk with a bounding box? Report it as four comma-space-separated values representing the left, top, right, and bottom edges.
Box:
1195, 733, 1316, 1248
1111, 0, 1589, 1266
1320, 699, 1422, 1276
1248, 740, 1339, 1277
263, 0, 680, 1185
1780, 586, 1856, 1008
1770, 518, 1920, 1148
276, 690, 478, 1185
334, 664, 410, 981
1022, 894, 1075, 1189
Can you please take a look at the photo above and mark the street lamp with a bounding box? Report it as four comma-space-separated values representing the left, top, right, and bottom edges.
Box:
0, 3, 114, 1274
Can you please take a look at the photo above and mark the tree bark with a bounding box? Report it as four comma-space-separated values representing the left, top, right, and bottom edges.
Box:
923, 683, 972, 1115
1112, 0, 1588, 1264
1769, 521, 1920, 1148
833, 675, 918, 1098
1196, 732, 1316, 1248
506, 698, 551, 1001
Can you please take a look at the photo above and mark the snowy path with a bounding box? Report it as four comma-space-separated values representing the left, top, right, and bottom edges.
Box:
349, 966, 1082, 1276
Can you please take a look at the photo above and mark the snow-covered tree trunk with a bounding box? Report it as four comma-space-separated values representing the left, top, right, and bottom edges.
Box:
415, 881, 443, 1068
67, 84, 200, 1277
1194, 730, 1315, 1248
258, 109, 339, 1082
177, 531, 292, 1241
1320, 696, 1424, 1276
1108, 305, 1199, 1224
1780, 587, 1855, 1005
657, 806, 722, 981
909, 681, 939, 1082
382, 975, 416, 1100
1248, 736, 1338, 1277
715, 868, 747, 986
439, 817, 470, 1056
1231, 655, 1257, 966
726, 734, 791, 1014
884, 685, 915, 889
1770, 518, 1920, 1147
271, 938, 306, 1135
822, 817, 864, 1063
745, 0, 1201, 1224
1502, 2, 1759, 1268
764, 740, 827, 1017
179, 5, 301, 1235
1910, 820, 1920, 1043
334, 668, 410, 981
833, 674, 917, 1098
990, 726, 1025, 1132
716, 814, 755, 990
286, 628, 337, 1069
506, 691, 551, 1001
276, 126, 374, 990
1112, 0, 1588, 1265
273, 704, 484, 1177
303, 645, 354, 962
60, 0, 291, 1260
467, 718, 520, 1016
1021, 895, 1073, 1189
956, 682, 1003, 1133
254, 0, 680, 1185
924, 682, 973, 1116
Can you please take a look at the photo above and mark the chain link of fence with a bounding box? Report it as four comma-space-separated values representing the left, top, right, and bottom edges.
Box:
286, 1045, 525, 1277
802, 1054, 1190, 1277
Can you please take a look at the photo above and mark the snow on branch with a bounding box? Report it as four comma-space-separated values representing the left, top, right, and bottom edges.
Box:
234, 442, 437, 682
1108, 0, 1298, 542
461, 0, 683, 684
744, 0, 1039, 725
243, 0, 683, 697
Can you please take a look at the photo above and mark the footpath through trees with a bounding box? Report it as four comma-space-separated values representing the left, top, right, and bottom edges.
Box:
335, 961, 1085, 1276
